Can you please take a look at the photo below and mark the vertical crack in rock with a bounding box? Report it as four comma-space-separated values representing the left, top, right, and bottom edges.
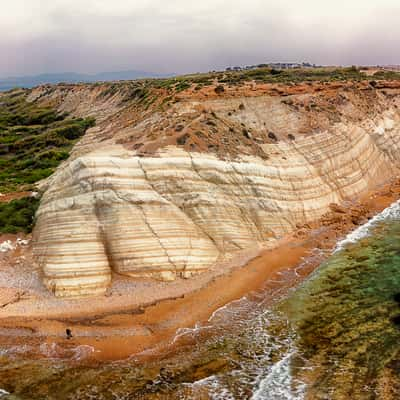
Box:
138, 203, 179, 275
274, 164, 296, 233
94, 197, 115, 275
292, 134, 343, 202
228, 159, 267, 242
139, 152, 221, 253
136, 157, 179, 275
186, 151, 226, 249
186, 151, 244, 252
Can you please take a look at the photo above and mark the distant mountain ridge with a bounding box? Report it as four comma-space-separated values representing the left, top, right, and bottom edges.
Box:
0, 70, 171, 91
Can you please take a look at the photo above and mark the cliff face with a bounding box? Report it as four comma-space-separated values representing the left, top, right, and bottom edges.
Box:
31, 81, 400, 297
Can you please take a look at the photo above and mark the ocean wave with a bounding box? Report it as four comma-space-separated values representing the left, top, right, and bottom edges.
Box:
171, 297, 250, 344
185, 307, 307, 400
335, 199, 400, 252
250, 350, 306, 400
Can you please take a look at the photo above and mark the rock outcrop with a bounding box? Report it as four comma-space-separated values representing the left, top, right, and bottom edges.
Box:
31, 81, 400, 297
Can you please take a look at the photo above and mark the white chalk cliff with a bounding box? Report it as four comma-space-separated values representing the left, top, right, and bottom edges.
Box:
32, 82, 400, 296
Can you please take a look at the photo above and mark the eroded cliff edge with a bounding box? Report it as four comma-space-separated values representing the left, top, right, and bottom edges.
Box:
30, 78, 400, 296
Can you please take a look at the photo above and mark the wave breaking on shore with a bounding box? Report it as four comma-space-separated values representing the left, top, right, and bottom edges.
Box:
335, 199, 400, 252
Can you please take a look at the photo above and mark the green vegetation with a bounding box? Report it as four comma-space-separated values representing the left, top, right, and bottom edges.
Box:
0, 89, 94, 233
98, 81, 159, 109
372, 70, 400, 80
98, 67, 395, 105
0, 90, 95, 193
0, 196, 40, 233
107, 66, 400, 98
215, 66, 365, 85
92, 67, 400, 110
148, 66, 366, 90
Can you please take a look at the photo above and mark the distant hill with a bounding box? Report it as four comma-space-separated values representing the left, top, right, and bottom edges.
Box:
0, 70, 171, 91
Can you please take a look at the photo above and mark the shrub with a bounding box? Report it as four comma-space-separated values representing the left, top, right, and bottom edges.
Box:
0, 196, 40, 233
268, 132, 278, 141
214, 85, 225, 94
0, 91, 95, 193
270, 68, 283, 75
175, 81, 191, 92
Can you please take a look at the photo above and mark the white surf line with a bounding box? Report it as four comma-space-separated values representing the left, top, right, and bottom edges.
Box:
171, 297, 249, 344
250, 349, 306, 400
207, 297, 248, 322
249, 200, 400, 400
334, 199, 400, 252
189, 374, 237, 400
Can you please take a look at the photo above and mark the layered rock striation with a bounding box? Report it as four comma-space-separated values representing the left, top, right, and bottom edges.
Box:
32, 81, 400, 297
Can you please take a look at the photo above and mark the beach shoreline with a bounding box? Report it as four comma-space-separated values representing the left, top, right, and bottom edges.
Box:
0, 178, 399, 361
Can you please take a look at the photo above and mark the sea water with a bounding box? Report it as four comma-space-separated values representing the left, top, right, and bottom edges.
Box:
1, 202, 400, 399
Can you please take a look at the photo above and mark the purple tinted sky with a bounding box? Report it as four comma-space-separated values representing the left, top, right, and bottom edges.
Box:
1, 0, 399, 77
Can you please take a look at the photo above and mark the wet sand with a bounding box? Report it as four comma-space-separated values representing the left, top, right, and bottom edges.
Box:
0, 178, 399, 361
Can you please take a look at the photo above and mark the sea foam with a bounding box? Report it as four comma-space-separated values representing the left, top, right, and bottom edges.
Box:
335, 199, 400, 252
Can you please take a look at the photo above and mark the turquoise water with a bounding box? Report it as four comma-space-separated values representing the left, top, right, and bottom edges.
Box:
282, 211, 400, 399
1, 202, 400, 399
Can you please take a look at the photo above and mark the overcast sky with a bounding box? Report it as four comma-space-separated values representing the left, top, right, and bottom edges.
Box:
1, 0, 399, 78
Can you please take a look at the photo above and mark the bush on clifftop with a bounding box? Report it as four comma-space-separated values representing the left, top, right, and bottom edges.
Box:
0, 196, 40, 233
0, 90, 95, 193
0, 89, 95, 233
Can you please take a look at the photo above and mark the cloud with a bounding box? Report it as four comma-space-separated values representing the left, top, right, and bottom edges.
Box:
0, 0, 399, 77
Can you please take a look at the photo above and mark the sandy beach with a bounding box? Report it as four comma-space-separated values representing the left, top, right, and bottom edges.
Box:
0, 178, 399, 361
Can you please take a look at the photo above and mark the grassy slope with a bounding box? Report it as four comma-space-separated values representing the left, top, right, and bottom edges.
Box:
0, 89, 95, 233
139, 66, 400, 91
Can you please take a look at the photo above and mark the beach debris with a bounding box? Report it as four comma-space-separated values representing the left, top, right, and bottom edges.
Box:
0, 238, 30, 253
